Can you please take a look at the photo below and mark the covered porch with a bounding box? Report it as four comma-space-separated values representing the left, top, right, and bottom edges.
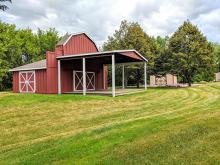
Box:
57, 50, 148, 97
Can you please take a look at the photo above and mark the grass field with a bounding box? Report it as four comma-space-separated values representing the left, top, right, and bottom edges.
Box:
1, 83, 220, 164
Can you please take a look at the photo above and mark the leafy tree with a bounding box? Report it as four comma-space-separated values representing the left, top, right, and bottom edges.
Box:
34, 28, 59, 61
103, 20, 158, 87
0, 0, 11, 11
0, 21, 59, 90
168, 20, 214, 86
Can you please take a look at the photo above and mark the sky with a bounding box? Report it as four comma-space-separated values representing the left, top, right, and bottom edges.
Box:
1, 0, 220, 47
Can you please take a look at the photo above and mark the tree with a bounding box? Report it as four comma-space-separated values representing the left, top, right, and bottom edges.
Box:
34, 28, 59, 61
213, 43, 220, 72
0, 21, 59, 91
168, 20, 214, 86
103, 20, 158, 87
154, 36, 171, 75
0, 0, 11, 11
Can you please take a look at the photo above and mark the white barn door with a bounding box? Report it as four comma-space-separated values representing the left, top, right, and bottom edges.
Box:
19, 71, 36, 93
73, 71, 95, 91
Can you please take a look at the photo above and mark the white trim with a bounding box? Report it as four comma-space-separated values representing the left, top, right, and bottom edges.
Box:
9, 67, 46, 72
73, 71, 95, 91
83, 58, 86, 96
144, 62, 147, 90
112, 54, 116, 97
56, 49, 148, 62
19, 71, 36, 93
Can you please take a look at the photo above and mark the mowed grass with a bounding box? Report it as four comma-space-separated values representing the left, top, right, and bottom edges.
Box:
1, 83, 220, 164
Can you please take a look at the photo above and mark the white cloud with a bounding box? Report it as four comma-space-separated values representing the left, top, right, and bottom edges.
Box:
0, 0, 220, 46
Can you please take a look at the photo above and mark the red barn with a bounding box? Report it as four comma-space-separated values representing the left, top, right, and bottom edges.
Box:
10, 33, 148, 97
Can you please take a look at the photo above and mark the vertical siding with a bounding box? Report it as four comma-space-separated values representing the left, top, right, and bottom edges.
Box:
46, 51, 61, 93
35, 70, 47, 93
63, 34, 98, 55
59, 59, 106, 93
12, 71, 19, 93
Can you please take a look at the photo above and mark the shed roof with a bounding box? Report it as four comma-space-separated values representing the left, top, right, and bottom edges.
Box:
57, 49, 148, 62
9, 59, 46, 72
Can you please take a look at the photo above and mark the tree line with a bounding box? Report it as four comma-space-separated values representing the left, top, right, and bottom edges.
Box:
0, 20, 219, 90
0, 21, 59, 90
103, 20, 216, 86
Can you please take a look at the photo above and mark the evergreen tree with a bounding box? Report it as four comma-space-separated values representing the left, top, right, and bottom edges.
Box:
168, 20, 214, 86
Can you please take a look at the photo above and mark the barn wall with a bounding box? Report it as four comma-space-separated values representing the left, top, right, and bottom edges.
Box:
35, 70, 47, 93
46, 52, 60, 93
63, 34, 98, 55
60, 60, 105, 93
103, 65, 108, 89
12, 71, 19, 93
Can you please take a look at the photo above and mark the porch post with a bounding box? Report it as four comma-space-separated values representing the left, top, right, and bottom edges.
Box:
122, 64, 125, 89
58, 60, 61, 94
112, 54, 116, 97
144, 62, 147, 90
83, 58, 86, 95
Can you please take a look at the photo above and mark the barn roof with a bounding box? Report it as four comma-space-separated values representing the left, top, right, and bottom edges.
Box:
56, 33, 71, 46
9, 59, 46, 72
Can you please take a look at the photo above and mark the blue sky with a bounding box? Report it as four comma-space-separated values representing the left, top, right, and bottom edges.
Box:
1, 0, 220, 46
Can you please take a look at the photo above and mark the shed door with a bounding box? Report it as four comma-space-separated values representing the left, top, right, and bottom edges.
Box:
19, 71, 36, 93
73, 71, 95, 91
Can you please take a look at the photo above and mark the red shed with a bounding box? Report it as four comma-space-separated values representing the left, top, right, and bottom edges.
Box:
10, 32, 148, 97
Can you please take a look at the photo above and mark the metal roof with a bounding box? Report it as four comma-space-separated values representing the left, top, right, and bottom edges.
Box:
56, 33, 71, 46
9, 59, 46, 72
56, 49, 148, 62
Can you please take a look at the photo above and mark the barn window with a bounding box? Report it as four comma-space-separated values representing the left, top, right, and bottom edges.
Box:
19, 71, 36, 93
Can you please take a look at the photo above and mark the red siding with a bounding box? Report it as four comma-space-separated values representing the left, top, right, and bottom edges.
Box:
60, 60, 106, 93
35, 70, 47, 93
12, 71, 19, 92
12, 33, 109, 94
46, 51, 61, 94
63, 34, 98, 55
12, 70, 47, 93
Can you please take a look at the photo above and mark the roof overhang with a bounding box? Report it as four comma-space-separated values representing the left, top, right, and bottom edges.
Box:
9, 67, 46, 72
56, 50, 148, 62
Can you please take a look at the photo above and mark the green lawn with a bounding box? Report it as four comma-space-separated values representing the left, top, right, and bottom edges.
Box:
1, 83, 220, 164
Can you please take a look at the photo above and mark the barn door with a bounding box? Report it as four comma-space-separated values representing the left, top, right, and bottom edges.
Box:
19, 71, 36, 93
73, 71, 95, 91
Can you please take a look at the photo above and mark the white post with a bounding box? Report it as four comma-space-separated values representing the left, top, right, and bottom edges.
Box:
112, 54, 116, 97
58, 60, 61, 94
122, 64, 125, 89
83, 58, 86, 96
144, 62, 147, 90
